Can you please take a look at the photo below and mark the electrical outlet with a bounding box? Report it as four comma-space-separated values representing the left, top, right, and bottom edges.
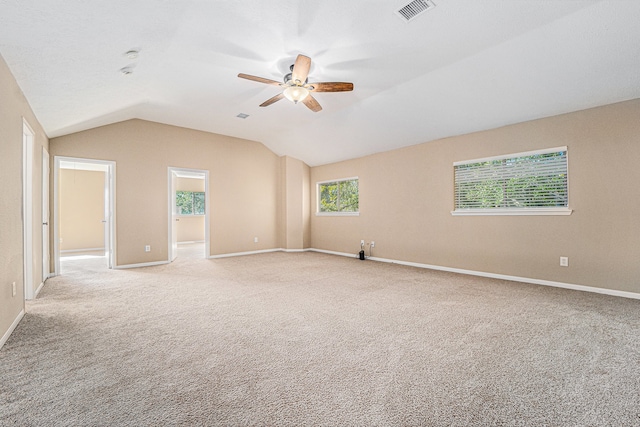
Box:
360, 240, 365, 246
12, 282, 16, 297
145, 245, 151, 252
254, 237, 259, 243
371, 241, 375, 248
560, 256, 569, 267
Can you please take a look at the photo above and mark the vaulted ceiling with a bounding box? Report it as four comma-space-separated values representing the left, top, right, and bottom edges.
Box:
1, 1, 639, 166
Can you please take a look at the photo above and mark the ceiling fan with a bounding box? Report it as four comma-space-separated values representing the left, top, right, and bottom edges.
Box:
238, 54, 353, 112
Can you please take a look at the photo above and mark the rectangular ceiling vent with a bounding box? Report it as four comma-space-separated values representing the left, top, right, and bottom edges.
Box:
395, 0, 436, 22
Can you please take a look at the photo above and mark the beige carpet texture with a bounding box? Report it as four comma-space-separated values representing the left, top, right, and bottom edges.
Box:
1, 250, 639, 426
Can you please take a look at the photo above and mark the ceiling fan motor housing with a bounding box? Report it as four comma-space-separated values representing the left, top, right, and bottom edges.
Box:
284, 71, 308, 86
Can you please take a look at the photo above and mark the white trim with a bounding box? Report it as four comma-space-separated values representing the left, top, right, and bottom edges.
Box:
22, 119, 34, 300
452, 208, 572, 216
0, 310, 25, 350
208, 249, 282, 259
309, 248, 359, 258
34, 281, 45, 298
53, 156, 116, 273
281, 248, 309, 253
199, 247, 640, 300
60, 247, 105, 254
114, 260, 169, 269
42, 147, 50, 286
168, 167, 210, 262
315, 212, 360, 217
309, 250, 640, 301
453, 146, 568, 166
315, 176, 359, 185
316, 176, 360, 215
178, 241, 205, 245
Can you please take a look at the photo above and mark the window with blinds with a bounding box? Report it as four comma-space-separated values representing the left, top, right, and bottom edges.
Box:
453, 147, 571, 216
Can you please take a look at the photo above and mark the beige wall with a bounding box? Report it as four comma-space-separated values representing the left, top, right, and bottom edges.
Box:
59, 169, 105, 251
50, 119, 280, 265
280, 156, 311, 250
310, 98, 640, 294
176, 177, 205, 242
0, 54, 49, 343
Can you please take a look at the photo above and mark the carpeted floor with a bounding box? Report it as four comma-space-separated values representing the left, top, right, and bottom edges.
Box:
1, 250, 639, 426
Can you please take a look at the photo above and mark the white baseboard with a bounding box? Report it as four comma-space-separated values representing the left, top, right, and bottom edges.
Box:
309, 249, 640, 301
179, 245, 640, 301
178, 241, 205, 245
208, 248, 282, 259
34, 281, 45, 298
60, 247, 104, 254
309, 248, 359, 259
114, 260, 170, 269
0, 309, 24, 351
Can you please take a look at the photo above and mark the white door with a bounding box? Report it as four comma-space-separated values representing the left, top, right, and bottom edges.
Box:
42, 148, 50, 282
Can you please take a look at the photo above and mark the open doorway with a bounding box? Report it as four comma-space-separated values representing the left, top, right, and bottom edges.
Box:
168, 168, 210, 261
54, 157, 115, 274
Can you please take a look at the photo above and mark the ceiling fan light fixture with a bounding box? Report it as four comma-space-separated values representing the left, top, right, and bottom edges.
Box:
283, 85, 309, 104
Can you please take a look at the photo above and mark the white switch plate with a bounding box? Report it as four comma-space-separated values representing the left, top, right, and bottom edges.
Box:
12, 282, 16, 297
560, 256, 569, 267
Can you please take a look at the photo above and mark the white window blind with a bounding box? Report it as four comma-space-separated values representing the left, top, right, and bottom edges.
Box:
453, 147, 570, 215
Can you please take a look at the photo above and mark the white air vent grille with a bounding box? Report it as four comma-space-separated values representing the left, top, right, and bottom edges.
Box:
395, 0, 435, 22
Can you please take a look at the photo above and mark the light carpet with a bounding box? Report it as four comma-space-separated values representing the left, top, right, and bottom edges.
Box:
1, 251, 639, 426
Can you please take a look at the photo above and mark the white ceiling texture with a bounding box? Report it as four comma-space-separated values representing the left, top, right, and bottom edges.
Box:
1, 0, 639, 166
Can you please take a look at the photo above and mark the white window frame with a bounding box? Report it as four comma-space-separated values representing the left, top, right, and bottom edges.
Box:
316, 176, 360, 217
452, 147, 572, 216
176, 190, 206, 216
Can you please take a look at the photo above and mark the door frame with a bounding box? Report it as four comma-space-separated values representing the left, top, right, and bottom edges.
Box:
168, 167, 210, 261
53, 156, 116, 274
41, 147, 50, 285
22, 120, 34, 300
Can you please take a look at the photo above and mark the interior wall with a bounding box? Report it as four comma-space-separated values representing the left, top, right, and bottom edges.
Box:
175, 177, 205, 243
281, 156, 311, 251
59, 169, 104, 251
310, 98, 640, 294
50, 119, 280, 265
0, 54, 49, 344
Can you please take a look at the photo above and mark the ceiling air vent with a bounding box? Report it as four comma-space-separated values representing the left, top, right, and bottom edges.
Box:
395, 0, 436, 22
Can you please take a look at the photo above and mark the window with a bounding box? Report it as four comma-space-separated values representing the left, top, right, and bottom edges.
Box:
317, 177, 359, 215
176, 191, 205, 215
453, 147, 571, 216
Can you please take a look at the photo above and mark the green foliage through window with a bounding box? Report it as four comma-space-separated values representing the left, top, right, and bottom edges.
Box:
454, 149, 568, 210
176, 191, 205, 215
318, 179, 359, 213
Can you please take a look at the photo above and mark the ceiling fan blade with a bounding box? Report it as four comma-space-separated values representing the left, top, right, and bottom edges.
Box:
310, 82, 354, 92
302, 94, 322, 112
260, 93, 285, 107
238, 73, 282, 86
291, 54, 311, 84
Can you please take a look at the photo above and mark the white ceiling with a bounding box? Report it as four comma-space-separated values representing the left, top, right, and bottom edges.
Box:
1, 0, 639, 166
